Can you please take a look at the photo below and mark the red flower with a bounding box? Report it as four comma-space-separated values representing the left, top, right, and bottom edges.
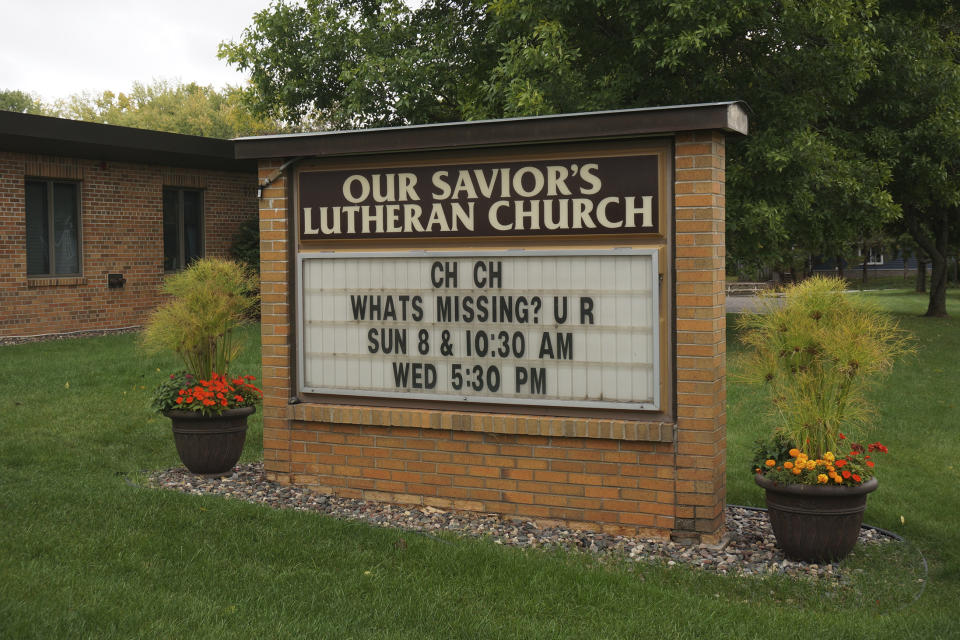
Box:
842, 470, 852, 479
866, 460, 875, 468
835, 459, 847, 468
852, 474, 862, 483
839, 433, 846, 440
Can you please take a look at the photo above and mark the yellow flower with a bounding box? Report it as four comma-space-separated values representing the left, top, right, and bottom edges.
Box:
806, 460, 817, 470
784, 461, 794, 469
827, 465, 835, 473
824, 452, 835, 462
817, 474, 829, 484
765, 459, 776, 468
796, 454, 808, 465
789, 448, 801, 458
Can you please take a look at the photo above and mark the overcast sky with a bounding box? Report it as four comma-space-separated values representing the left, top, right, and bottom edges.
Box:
0, 0, 269, 102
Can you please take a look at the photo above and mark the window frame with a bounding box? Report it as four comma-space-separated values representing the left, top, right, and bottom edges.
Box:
163, 187, 205, 272
857, 245, 885, 266
25, 178, 83, 278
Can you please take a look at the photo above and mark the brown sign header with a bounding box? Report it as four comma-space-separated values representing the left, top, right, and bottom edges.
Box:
298, 154, 660, 241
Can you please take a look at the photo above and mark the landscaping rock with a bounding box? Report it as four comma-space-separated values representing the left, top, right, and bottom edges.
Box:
148, 462, 896, 581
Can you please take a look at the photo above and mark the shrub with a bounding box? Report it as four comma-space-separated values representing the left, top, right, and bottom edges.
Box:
230, 218, 260, 275
737, 276, 912, 463
141, 258, 259, 379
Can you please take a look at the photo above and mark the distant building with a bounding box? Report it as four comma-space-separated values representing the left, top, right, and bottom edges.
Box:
811, 245, 919, 279
0, 111, 257, 338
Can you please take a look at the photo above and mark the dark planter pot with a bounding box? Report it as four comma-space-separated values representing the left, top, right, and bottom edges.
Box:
755, 473, 878, 563
164, 407, 254, 475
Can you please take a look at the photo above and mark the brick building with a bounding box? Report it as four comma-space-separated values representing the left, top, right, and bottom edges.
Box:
0, 111, 257, 338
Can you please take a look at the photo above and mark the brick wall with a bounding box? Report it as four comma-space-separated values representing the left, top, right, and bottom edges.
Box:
259, 133, 728, 542
673, 132, 727, 539
0, 152, 256, 337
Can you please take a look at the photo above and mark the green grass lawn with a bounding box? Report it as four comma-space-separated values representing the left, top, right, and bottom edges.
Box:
2, 291, 959, 639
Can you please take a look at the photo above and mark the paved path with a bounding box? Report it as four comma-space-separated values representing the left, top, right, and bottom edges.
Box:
725, 294, 782, 314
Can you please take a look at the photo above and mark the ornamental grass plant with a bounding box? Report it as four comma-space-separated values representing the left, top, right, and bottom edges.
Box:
738, 276, 912, 485
141, 258, 259, 379
141, 258, 261, 416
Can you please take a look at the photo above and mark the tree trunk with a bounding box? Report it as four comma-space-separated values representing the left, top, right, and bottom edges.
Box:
927, 257, 949, 317
904, 207, 949, 317
916, 259, 927, 292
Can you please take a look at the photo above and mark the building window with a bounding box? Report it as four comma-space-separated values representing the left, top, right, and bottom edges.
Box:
163, 188, 204, 271
25, 179, 81, 276
858, 245, 884, 266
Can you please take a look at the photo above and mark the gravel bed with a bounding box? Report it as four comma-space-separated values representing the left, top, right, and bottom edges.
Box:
148, 462, 895, 581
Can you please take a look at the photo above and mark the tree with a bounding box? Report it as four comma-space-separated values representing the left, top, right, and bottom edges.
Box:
219, 0, 493, 128
54, 81, 284, 139
849, 5, 960, 316
0, 89, 49, 115
223, 0, 955, 313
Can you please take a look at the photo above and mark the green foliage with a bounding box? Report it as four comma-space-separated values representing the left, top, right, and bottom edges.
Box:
140, 258, 259, 379
737, 276, 913, 458
749, 432, 793, 475
0, 89, 49, 114
53, 80, 283, 138
221, 0, 959, 315
218, 0, 493, 128
229, 218, 261, 275
848, 9, 960, 316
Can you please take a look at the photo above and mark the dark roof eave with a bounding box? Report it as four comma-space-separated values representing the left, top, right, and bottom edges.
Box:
233, 102, 749, 160
0, 111, 257, 172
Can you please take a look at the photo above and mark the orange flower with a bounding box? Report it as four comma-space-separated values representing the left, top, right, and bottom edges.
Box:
765, 459, 776, 468
784, 461, 794, 469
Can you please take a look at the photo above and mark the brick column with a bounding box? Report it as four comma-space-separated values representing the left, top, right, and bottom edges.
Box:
258, 160, 294, 481
672, 132, 727, 542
